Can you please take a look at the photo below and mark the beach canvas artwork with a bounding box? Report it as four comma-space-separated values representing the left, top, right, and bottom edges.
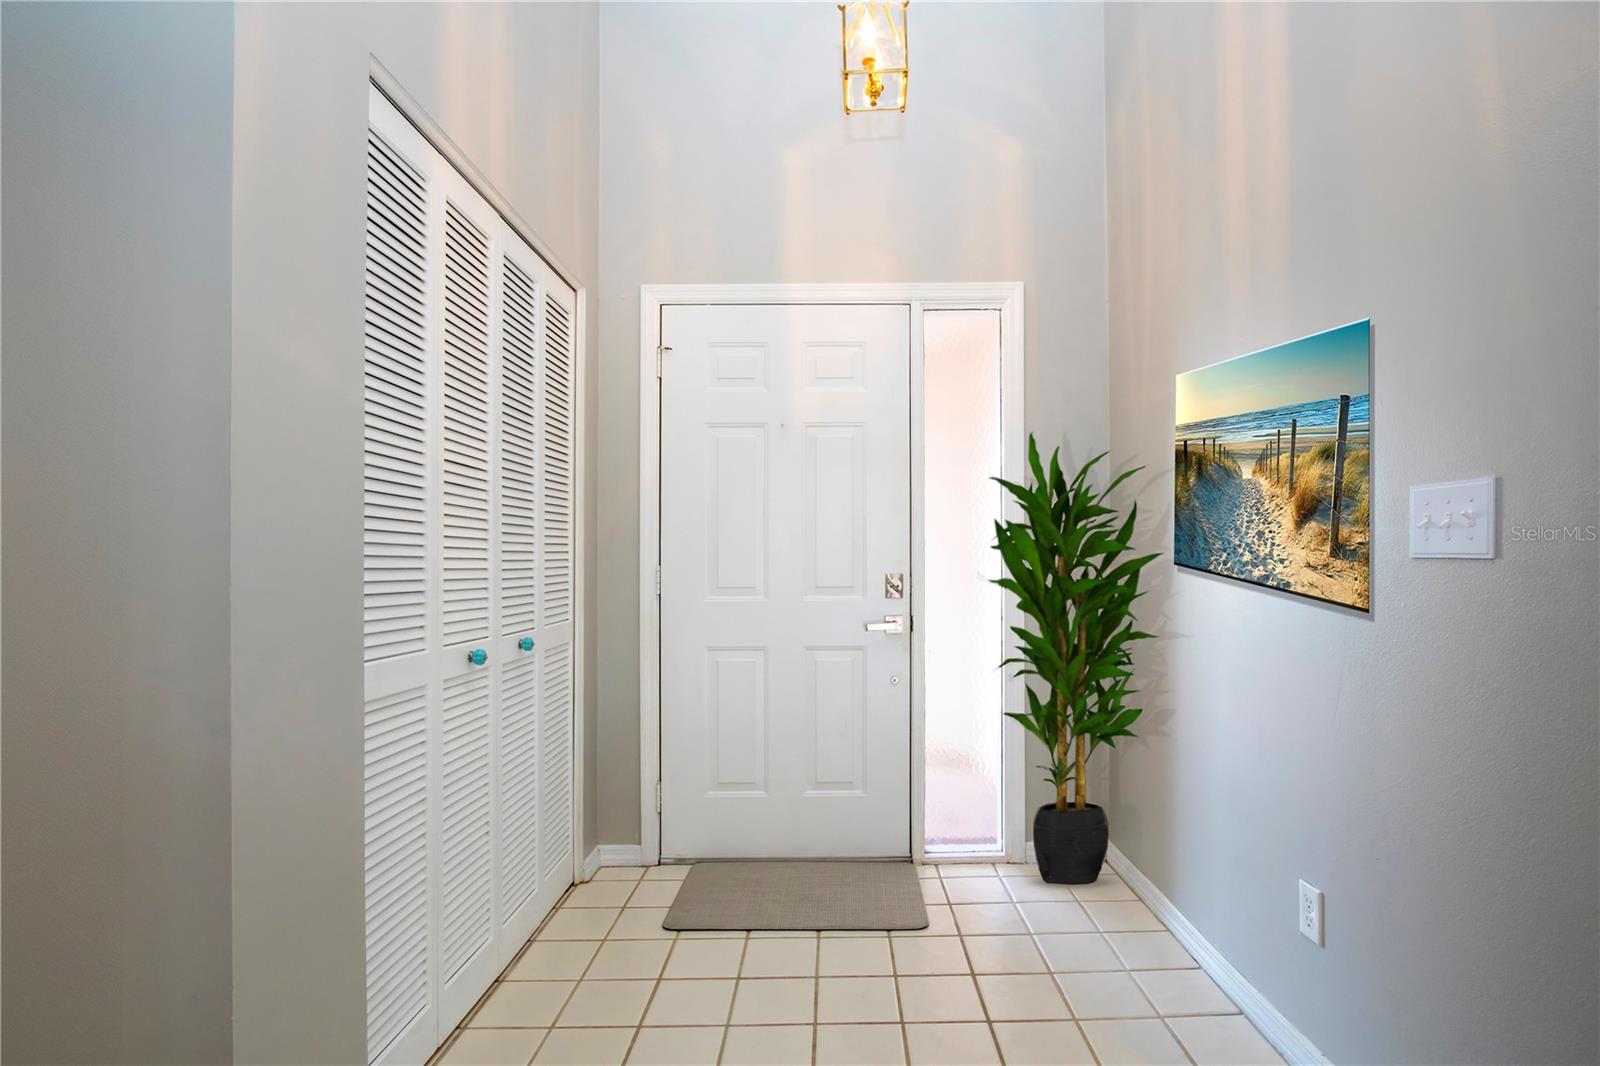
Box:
1174, 320, 1371, 611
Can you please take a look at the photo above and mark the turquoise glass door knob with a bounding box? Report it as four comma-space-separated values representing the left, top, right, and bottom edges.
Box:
518, 636, 535, 652
467, 648, 488, 666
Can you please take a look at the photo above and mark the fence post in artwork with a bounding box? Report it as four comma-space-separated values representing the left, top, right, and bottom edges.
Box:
1275, 429, 1282, 480
1288, 418, 1298, 491
1182, 438, 1189, 478
1329, 394, 1351, 556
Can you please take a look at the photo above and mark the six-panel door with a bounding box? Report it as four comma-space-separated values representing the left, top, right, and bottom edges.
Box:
659, 304, 912, 859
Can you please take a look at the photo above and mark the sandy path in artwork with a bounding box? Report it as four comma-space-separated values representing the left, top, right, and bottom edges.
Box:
1177, 467, 1369, 608
1178, 468, 1293, 589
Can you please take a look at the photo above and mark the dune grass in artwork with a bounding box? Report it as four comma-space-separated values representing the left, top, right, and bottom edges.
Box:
1173, 321, 1371, 611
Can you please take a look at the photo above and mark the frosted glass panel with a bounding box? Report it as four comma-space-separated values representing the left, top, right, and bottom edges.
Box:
923, 310, 1004, 852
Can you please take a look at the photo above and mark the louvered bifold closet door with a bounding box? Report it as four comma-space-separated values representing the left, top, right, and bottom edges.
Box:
364, 84, 578, 1066
432, 162, 502, 1028
533, 256, 578, 904
363, 90, 438, 1066
489, 224, 557, 956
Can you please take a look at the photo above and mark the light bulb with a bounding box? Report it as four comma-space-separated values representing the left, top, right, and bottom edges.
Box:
857, 8, 879, 64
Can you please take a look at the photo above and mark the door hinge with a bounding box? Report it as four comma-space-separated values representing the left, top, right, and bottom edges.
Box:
655, 566, 662, 595
655, 781, 663, 814
656, 345, 671, 379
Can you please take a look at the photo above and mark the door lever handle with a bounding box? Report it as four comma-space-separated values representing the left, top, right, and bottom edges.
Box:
863, 614, 906, 634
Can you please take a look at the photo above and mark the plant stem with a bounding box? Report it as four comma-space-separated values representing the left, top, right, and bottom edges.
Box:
1075, 734, 1087, 810
1054, 553, 1069, 812
1054, 692, 1068, 811
1074, 622, 1088, 810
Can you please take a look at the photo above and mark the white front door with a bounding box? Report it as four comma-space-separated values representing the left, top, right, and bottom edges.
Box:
659, 304, 912, 858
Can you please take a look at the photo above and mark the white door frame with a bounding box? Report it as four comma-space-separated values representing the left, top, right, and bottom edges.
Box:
638, 283, 1025, 867
371, 60, 589, 890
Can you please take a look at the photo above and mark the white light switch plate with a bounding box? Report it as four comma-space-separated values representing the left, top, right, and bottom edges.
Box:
1410, 477, 1496, 558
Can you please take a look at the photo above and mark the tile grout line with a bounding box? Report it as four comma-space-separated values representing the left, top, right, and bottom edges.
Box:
811, 933, 822, 1063
1000, 864, 1103, 1066
1160, 1011, 1202, 1066
446, 865, 1248, 1066
715, 932, 751, 1063
1076, 1016, 1106, 1066
953, 919, 1005, 1064
483, 885, 582, 1051
1081, 879, 1222, 1066
529, 902, 616, 1064
890, 955, 911, 1066
444, 877, 588, 1066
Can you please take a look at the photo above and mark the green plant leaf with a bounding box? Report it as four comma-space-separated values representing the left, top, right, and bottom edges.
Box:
992, 436, 1160, 794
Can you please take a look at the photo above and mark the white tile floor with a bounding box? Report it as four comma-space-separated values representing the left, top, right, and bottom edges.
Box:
432, 863, 1285, 1066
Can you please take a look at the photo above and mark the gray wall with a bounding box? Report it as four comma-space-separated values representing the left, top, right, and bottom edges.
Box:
1, 4, 235, 1062
231, 4, 600, 1060
595, 1, 1111, 845
1102, 3, 1599, 1062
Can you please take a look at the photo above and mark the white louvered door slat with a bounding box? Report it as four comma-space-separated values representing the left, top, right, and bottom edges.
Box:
433, 173, 501, 1027
498, 256, 540, 638
437, 670, 492, 975
495, 654, 541, 920
440, 203, 493, 647
539, 640, 574, 879
363, 93, 437, 1066
492, 231, 556, 951
540, 291, 575, 631
363, 129, 430, 664
535, 260, 577, 894
364, 85, 577, 1066
362, 687, 431, 1059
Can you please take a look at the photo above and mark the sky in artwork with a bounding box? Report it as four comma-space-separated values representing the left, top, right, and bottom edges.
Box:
1176, 320, 1370, 425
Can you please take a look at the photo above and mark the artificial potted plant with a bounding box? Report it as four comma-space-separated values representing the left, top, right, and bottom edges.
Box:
994, 440, 1158, 884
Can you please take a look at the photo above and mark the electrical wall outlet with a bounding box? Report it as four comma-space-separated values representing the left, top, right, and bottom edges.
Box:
1298, 880, 1324, 946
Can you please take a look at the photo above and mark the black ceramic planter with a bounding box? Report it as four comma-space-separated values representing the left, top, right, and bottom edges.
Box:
1033, 802, 1109, 884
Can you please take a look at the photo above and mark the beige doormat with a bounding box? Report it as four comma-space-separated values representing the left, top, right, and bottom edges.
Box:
662, 861, 928, 931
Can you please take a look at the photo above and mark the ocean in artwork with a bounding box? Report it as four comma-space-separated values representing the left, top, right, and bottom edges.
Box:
1174, 321, 1371, 611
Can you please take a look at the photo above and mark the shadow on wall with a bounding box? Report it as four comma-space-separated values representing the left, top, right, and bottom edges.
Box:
1105, 464, 1178, 853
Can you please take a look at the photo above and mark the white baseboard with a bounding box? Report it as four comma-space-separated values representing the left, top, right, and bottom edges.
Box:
1105, 842, 1331, 1066
580, 844, 647, 881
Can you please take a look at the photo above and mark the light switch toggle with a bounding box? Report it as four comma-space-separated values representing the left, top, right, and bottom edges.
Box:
1410, 477, 1496, 559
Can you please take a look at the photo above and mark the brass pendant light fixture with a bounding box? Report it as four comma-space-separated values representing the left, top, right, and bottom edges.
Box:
839, 2, 909, 114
